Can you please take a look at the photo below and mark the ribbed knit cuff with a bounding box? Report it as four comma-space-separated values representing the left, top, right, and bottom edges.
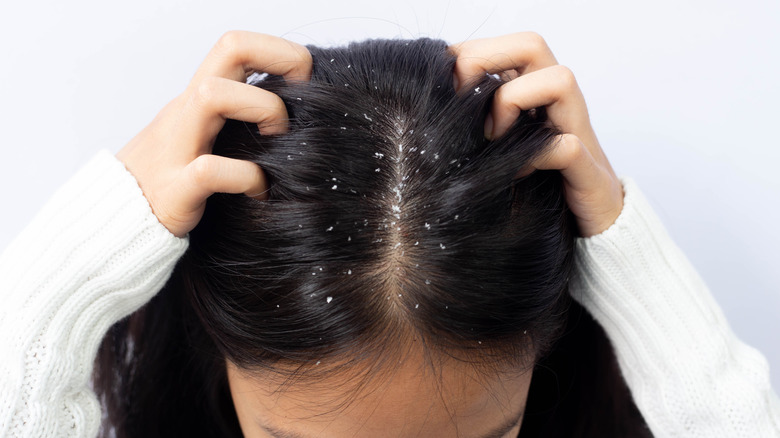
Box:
0, 149, 189, 437
570, 176, 780, 437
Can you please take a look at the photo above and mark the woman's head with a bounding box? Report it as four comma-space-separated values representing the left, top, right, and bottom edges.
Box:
95, 37, 647, 438
182, 37, 573, 436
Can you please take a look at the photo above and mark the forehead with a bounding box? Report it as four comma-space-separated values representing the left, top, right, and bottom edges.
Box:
226, 349, 533, 438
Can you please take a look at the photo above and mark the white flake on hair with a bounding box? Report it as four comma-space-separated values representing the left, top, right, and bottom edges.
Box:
347, 269, 352, 275
332, 185, 338, 190
425, 279, 431, 285
326, 296, 333, 303
415, 304, 419, 309
374, 152, 384, 159
347, 236, 351, 242
440, 243, 446, 249
474, 87, 482, 94
326, 226, 334, 232
424, 223, 431, 230
364, 113, 373, 121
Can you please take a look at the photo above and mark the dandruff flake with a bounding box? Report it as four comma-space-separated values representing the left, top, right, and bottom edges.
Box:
326, 296, 333, 303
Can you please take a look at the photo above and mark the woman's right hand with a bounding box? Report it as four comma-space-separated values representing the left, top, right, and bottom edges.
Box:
449, 32, 624, 238
115, 31, 312, 238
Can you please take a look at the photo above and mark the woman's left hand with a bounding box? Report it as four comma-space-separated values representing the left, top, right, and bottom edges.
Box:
449, 32, 623, 238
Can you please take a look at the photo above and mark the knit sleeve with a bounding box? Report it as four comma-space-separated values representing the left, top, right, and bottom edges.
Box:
0, 149, 190, 438
570, 176, 780, 437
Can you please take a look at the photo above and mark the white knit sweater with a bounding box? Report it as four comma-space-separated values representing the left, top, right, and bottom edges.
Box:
0, 149, 777, 437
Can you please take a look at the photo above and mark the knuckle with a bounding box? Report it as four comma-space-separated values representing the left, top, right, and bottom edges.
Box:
215, 30, 245, 54
552, 65, 578, 90
558, 134, 585, 162
191, 76, 221, 109
521, 31, 547, 49
189, 154, 216, 187
296, 45, 313, 66
512, 31, 549, 57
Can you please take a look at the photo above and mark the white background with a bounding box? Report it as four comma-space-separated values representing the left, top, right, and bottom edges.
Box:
1, 0, 778, 393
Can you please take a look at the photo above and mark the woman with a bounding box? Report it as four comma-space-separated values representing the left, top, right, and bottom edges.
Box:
0, 31, 777, 438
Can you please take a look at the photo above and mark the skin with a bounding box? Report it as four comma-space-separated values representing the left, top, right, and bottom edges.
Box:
115, 30, 624, 435
226, 350, 533, 438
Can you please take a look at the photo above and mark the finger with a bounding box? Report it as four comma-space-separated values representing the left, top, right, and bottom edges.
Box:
449, 32, 558, 92
488, 65, 592, 142
183, 154, 269, 208
183, 76, 289, 149
525, 134, 604, 194
193, 30, 312, 84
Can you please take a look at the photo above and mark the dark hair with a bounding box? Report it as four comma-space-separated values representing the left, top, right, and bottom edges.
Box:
94, 37, 650, 437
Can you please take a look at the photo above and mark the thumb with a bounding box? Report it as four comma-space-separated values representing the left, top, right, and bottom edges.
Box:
183, 154, 269, 208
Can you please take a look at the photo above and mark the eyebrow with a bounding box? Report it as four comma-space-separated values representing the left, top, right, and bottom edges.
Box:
258, 406, 525, 438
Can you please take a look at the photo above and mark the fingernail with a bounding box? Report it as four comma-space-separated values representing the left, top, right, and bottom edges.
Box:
484, 113, 494, 140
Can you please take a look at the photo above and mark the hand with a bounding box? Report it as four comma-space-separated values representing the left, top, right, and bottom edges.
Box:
449, 32, 623, 238
115, 31, 312, 238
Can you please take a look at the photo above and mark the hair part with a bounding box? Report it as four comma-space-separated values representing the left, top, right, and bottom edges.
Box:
94, 37, 650, 438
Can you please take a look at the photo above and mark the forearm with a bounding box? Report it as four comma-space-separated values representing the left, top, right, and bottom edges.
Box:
0, 149, 189, 437
570, 176, 780, 437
